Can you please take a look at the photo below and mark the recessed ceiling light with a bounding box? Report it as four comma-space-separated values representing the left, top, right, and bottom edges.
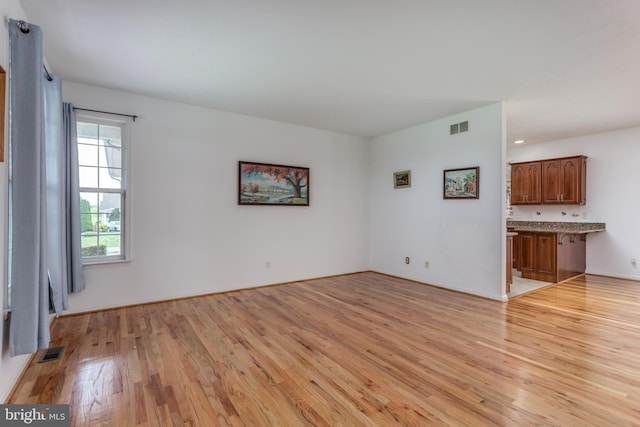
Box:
514, 140, 524, 144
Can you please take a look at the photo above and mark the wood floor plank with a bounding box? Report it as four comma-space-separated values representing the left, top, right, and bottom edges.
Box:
7, 272, 640, 426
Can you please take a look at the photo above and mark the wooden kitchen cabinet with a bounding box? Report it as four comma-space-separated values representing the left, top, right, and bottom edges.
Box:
542, 156, 587, 205
517, 232, 556, 282
515, 231, 585, 283
511, 155, 586, 206
506, 233, 516, 292
508, 228, 518, 269
535, 233, 557, 277
510, 161, 541, 205
518, 232, 536, 274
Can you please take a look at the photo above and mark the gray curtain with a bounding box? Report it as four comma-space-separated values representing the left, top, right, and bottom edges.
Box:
45, 75, 66, 314
9, 20, 86, 356
9, 19, 50, 356
45, 84, 86, 312
63, 103, 86, 296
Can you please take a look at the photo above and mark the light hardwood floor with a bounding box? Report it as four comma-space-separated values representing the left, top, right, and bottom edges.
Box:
8, 272, 640, 426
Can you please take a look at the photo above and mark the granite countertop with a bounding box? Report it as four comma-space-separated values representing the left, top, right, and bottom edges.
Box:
506, 220, 606, 234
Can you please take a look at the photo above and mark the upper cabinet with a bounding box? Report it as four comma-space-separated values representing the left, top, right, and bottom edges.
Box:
511, 155, 586, 206
511, 161, 541, 204
541, 156, 587, 204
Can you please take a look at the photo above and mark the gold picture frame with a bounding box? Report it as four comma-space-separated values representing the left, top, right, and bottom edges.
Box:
393, 170, 411, 188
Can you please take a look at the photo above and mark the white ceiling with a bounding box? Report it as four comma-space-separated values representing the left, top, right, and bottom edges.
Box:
17, 0, 640, 143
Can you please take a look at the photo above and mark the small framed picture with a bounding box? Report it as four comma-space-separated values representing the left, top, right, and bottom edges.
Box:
393, 170, 411, 188
443, 166, 479, 199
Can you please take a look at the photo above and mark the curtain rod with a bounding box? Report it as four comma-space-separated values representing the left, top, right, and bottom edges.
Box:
5, 18, 135, 120
74, 107, 138, 122
6, 18, 53, 81
43, 64, 53, 81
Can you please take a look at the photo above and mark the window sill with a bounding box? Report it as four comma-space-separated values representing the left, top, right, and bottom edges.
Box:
83, 257, 132, 268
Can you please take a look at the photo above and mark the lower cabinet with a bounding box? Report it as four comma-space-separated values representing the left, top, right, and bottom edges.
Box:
518, 232, 535, 274
506, 234, 514, 293
516, 231, 586, 283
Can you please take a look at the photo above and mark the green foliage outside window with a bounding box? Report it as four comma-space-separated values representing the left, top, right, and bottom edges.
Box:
80, 198, 93, 232
108, 208, 120, 222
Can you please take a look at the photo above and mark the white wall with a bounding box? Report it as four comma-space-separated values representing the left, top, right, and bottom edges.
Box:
63, 81, 371, 313
508, 127, 640, 280
0, 0, 36, 403
369, 103, 506, 300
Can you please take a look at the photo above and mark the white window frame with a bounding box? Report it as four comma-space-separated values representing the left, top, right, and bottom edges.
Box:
77, 113, 131, 265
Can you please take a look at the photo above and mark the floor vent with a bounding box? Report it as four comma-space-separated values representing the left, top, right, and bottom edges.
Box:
38, 346, 65, 363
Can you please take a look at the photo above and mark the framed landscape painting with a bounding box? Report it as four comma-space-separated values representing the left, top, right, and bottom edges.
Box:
239, 161, 309, 206
393, 170, 411, 188
443, 166, 479, 199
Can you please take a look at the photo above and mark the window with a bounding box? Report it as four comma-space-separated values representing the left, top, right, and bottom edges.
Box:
77, 117, 128, 263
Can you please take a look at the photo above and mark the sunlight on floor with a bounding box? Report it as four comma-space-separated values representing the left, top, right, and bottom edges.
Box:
508, 270, 552, 298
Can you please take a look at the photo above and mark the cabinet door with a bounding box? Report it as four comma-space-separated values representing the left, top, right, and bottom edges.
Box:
511, 164, 526, 204
560, 157, 585, 204
535, 233, 557, 276
542, 160, 562, 204
511, 162, 541, 204
518, 233, 536, 273
512, 232, 519, 269
506, 235, 513, 291
542, 156, 586, 205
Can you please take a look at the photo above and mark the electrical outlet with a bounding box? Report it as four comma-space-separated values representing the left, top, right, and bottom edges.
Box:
266, 261, 271, 269
425, 261, 430, 269
405, 257, 410, 265
632, 258, 638, 268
